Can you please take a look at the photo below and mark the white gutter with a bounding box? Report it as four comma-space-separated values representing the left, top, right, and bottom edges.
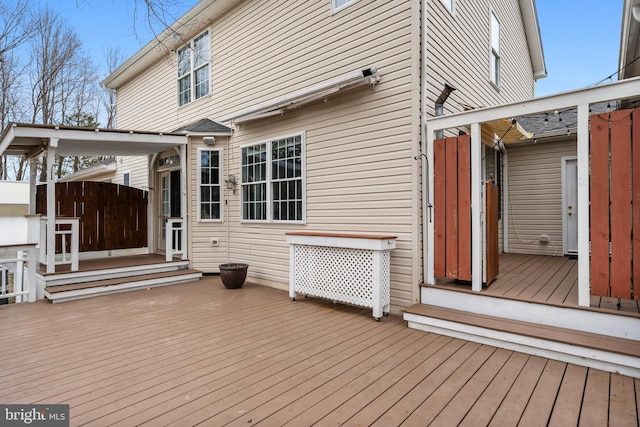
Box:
101, 0, 243, 89
421, 1, 433, 285
217, 68, 381, 124
519, 0, 547, 80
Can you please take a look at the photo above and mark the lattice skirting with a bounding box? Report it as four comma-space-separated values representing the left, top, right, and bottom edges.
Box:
291, 244, 391, 318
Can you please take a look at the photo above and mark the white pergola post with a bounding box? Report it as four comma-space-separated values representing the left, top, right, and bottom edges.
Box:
29, 157, 37, 215
180, 143, 188, 260
577, 103, 590, 306
46, 138, 58, 273
470, 123, 483, 292
425, 124, 435, 285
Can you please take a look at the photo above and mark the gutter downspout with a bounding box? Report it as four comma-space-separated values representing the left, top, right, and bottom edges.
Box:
434, 84, 456, 138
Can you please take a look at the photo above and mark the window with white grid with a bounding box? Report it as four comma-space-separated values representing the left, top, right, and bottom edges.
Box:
177, 31, 209, 106
241, 134, 305, 223
198, 148, 222, 221
490, 12, 501, 87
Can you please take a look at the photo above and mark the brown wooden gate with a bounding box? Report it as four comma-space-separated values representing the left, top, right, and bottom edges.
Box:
434, 135, 499, 283
590, 109, 640, 300
36, 181, 148, 252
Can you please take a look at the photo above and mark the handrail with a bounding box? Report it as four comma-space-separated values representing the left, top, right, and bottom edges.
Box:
165, 217, 183, 262
0, 243, 37, 303
39, 217, 79, 272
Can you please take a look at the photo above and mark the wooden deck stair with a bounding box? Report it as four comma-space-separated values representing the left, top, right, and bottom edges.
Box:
404, 299, 640, 378
41, 255, 202, 303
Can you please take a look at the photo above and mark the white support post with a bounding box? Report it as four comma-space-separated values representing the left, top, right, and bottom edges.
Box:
46, 139, 58, 273
425, 124, 435, 285
180, 144, 188, 260
15, 251, 24, 303
165, 218, 173, 262
471, 123, 483, 292
29, 157, 37, 215
70, 219, 79, 271
27, 246, 36, 302
577, 103, 590, 306
502, 151, 509, 253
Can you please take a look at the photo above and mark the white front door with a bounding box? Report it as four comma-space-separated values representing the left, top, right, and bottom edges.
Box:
562, 157, 578, 255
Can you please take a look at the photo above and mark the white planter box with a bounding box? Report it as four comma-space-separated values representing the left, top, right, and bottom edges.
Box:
286, 232, 397, 320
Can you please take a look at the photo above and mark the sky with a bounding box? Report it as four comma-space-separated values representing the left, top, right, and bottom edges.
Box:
40, 0, 625, 97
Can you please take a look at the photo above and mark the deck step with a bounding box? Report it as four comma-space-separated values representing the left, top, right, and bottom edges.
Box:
44, 269, 202, 303
404, 303, 640, 378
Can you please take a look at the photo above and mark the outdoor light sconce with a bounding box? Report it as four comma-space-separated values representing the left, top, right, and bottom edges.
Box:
225, 174, 237, 194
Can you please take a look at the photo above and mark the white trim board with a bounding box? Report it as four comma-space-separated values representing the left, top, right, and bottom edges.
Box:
420, 286, 640, 340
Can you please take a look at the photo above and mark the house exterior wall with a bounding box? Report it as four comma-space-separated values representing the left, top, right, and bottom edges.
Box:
505, 139, 576, 256
425, 0, 535, 119
0, 181, 29, 217
112, 0, 541, 312
112, 156, 150, 189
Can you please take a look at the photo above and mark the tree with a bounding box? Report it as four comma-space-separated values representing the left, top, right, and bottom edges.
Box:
101, 46, 127, 129
0, 0, 31, 180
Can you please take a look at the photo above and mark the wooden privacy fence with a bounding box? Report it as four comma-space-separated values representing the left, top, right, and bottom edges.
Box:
36, 181, 148, 252
590, 109, 640, 300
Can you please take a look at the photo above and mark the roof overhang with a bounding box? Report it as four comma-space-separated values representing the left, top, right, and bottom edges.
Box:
0, 123, 187, 158
101, 0, 243, 89
519, 0, 547, 80
58, 158, 117, 182
620, 0, 640, 80
217, 67, 381, 124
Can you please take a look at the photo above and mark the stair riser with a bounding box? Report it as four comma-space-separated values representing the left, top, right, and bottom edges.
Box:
45, 274, 202, 303
43, 261, 191, 287
421, 286, 640, 340
405, 313, 640, 379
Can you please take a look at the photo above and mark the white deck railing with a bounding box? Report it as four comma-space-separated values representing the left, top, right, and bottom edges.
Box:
39, 217, 79, 272
0, 243, 37, 303
165, 218, 183, 261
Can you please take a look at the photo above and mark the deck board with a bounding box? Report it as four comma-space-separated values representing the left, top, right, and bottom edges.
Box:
1, 277, 638, 426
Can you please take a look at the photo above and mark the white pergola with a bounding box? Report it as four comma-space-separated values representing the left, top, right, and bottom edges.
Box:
0, 123, 188, 272
423, 75, 640, 307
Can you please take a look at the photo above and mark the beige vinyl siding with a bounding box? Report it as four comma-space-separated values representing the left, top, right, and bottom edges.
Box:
114, 0, 420, 313
505, 139, 576, 256
112, 156, 149, 189
188, 138, 230, 272
426, 0, 535, 126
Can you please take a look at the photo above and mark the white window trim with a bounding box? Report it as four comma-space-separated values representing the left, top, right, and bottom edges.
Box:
122, 171, 131, 187
441, 0, 455, 14
240, 132, 306, 224
177, 30, 210, 107
197, 147, 224, 222
332, 0, 361, 13
490, 10, 501, 88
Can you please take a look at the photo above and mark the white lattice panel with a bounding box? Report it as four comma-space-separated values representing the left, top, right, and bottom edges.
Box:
291, 244, 391, 317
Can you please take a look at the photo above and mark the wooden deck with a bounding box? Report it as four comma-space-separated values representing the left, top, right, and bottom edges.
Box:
435, 253, 640, 316
2, 277, 639, 426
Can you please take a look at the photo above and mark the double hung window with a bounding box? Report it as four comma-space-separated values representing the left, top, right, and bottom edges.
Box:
198, 148, 222, 221
178, 31, 210, 106
241, 134, 304, 222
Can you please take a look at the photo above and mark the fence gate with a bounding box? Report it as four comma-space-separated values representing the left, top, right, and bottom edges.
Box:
434, 135, 499, 284
590, 109, 640, 300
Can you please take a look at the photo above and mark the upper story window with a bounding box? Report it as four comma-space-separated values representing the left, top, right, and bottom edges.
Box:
198, 148, 223, 221
241, 134, 304, 223
490, 12, 501, 87
442, 0, 454, 12
178, 31, 210, 106
333, 0, 357, 11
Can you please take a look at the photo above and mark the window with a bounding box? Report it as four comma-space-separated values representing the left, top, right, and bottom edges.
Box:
178, 31, 210, 106
442, 0, 454, 12
241, 134, 304, 222
333, 0, 357, 11
490, 12, 501, 87
123, 171, 131, 187
198, 148, 222, 221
